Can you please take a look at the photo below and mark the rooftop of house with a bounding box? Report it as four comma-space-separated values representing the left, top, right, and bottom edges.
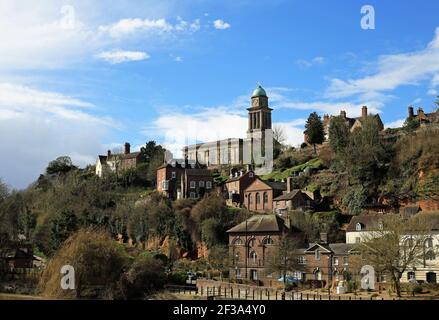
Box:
226, 171, 254, 183
346, 213, 439, 232
227, 214, 288, 233
265, 181, 287, 191
98, 152, 141, 163
186, 169, 212, 177
273, 189, 303, 201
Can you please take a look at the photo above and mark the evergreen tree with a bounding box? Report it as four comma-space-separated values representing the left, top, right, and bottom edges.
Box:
328, 116, 350, 154
304, 112, 325, 154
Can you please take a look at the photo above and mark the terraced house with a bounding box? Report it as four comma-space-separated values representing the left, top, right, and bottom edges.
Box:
346, 214, 439, 284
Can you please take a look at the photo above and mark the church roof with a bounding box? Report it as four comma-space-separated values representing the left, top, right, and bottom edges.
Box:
227, 214, 287, 233
251, 85, 267, 98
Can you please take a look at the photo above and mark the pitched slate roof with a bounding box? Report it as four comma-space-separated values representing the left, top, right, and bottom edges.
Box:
273, 190, 301, 201
328, 243, 355, 255
227, 214, 287, 233
347, 213, 439, 232
346, 215, 383, 232
186, 169, 212, 176
265, 181, 287, 191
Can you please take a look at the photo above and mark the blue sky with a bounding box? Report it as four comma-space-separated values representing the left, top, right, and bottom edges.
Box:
1, 0, 439, 189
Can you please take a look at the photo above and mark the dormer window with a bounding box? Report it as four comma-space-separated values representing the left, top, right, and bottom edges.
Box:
249, 172, 254, 178
378, 221, 384, 230
356, 223, 363, 231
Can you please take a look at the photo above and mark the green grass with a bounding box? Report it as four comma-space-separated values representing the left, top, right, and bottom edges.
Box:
262, 158, 323, 180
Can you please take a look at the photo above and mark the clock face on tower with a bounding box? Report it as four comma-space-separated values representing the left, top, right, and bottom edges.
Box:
252, 98, 259, 107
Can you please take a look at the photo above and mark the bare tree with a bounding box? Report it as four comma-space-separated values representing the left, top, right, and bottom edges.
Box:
356, 215, 434, 297
0, 178, 8, 202
265, 234, 305, 290
273, 125, 287, 145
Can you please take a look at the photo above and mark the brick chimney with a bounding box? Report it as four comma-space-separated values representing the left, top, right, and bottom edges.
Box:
286, 176, 293, 193
340, 110, 347, 119
320, 232, 328, 244
124, 142, 130, 155
362, 106, 368, 119
408, 106, 414, 118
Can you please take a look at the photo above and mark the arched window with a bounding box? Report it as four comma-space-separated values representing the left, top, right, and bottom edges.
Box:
356, 223, 363, 231
248, 194, 253, 205
263, 192, 268, 204
233, 238, 243, 246
234, 252, 240, 264
425, 238, 434, 248
248, 238, 256, 247
262, 237, 274, 245
256, 193, 261, 205
250, 251, 257, 263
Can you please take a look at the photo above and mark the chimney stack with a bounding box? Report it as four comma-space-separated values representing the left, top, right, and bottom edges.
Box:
286, 176, 292, 193
320, 232, 328, 244
340, 110, 347, 119
362, 106, 368, 119
408, 106, 414, 118
124, 142, 130, 155
107, 150, 111, 157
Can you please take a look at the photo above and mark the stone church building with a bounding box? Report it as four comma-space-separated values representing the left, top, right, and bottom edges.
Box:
183, 85, 273, 170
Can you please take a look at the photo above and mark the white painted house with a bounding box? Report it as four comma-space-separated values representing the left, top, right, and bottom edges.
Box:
346, 214, 439, 284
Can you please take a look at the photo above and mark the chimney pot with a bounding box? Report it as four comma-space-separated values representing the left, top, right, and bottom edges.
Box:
340, 110, 347, 119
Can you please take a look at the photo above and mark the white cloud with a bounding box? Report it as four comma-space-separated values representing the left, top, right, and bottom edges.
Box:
296, 56, 325, 68
99, 17, 202, 39
174, 56, 183, 62
274, 119, 307, 147
385, 119, 406, 129
325, 27, 439, 99
213, 19, 231, 30
96, 50, 150, 64
149, 108, 246, 157
98, 18, 173, 38
0, 2, 205, 69
0, 83, 116, 188
267, 87, 382, 116
428, 88, 438, 96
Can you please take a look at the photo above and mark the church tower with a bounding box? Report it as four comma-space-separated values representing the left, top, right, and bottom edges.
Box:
247, 85, 272, 138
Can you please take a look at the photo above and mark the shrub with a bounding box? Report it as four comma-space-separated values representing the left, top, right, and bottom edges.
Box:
119, 255, 166, 300
39, 228, 128, 299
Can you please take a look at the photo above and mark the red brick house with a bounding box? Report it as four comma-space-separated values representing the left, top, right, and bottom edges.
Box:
227, 214, 294, 286
244, 179, 286, 212
272, 178, 315, 214
300, 242, 355, 287
156, 161, 213, 200
224, 170, 257, 207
